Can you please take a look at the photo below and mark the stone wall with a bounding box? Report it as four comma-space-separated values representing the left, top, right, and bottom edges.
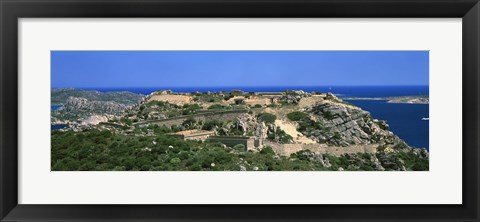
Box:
207, 136, 256, 150
184, 132, 215, 141
265, 141, 377, 156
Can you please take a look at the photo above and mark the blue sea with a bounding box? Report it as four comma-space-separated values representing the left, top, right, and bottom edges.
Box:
344, 100, 428, 150
51, 105, 63, 111
51, 124, 68, 130
54, 86, 429, 150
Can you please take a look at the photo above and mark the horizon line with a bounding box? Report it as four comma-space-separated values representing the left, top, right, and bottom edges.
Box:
52, 85, 429, 89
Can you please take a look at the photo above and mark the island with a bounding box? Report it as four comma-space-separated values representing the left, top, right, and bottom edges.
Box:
51, 89, 429, 171
343, 95, 429, 104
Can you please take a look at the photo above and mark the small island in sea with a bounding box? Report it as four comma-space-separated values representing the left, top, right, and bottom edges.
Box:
51, 51, 429, 171
344, 95, 429, 104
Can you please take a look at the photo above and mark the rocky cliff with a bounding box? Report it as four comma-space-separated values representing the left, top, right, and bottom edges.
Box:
303, 98, 405, 148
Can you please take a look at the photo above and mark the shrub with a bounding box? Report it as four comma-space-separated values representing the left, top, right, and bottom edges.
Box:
170, 157, 181, 165
208, 104, 230, 110
323, 110, 335, 120
120, 117, 133, 126
253, 104, 262, 108
146, 100, 168, 107
287, 111, 308, 121
202, 120, 224, 130
394, 142, 408, 149
171, 125, 184, 132
182, 117, 197, 128
260, 147, 275, 155
154, 125, 172, 134
230, 90, 244, 96
223, 93, 234, 101
332, 132, 342, 140
276, 127, 294, 144
233, 144, 246, 151
257, 113, 277, 124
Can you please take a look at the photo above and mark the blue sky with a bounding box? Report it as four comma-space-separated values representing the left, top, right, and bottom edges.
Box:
51, 51, 428, 88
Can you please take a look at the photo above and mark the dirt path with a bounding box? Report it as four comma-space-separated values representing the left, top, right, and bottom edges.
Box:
275, 119, 316, 144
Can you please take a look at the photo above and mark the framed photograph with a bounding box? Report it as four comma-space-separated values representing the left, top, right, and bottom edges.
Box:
1, 0, 479, 221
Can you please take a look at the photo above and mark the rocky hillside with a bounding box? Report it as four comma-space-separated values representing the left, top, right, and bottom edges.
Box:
51, 88, 144, 105
52, 97, 132, 122
51, 89, 429, 171
302, 97, 405, 148
51, 89, 146, 123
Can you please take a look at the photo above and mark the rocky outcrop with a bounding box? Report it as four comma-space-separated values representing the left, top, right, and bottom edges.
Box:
255, 121, 268, 139
62, 97, 128, 113
79, 115, 109, 126
301, 95, 409, 149
234, 113, 258, 134
52, 97, 130, 121
279, 90, 310, 104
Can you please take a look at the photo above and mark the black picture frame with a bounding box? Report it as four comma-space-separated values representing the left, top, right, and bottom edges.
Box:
1, 0, 479, 221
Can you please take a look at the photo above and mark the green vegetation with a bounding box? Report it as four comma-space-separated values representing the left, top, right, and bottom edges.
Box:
120, 117, 133, 126
257, 113, 277, 124
51, 88, 143, 105
181, 104, 202, 115
223, 93, 234, 101
233, 144, 246, 151
390, 150, 429, 171
230, 90, 245, 96
51, 89, 428, 171
52, 129, 323, 171
193, 94, 223, 103
207, 104, 231, 110
51, 129, 427, 171
287, 111, 308, 121
323, 110, 335, 120
182, 117, 197, 129
202, 120, 224, 130
146, 100, 171, 107
143, 101, 203, 118
267, 127, 294, 144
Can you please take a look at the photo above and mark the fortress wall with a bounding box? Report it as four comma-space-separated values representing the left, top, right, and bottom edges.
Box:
184, 134, 212, 141
265, 141, 377, 156
207, 136, 254, 150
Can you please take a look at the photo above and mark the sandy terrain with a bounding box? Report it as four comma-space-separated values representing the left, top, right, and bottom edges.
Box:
298, 95, 325, 108
148, 95, 192, 105
245, 97, 272, 106
275, 119, 316, 144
